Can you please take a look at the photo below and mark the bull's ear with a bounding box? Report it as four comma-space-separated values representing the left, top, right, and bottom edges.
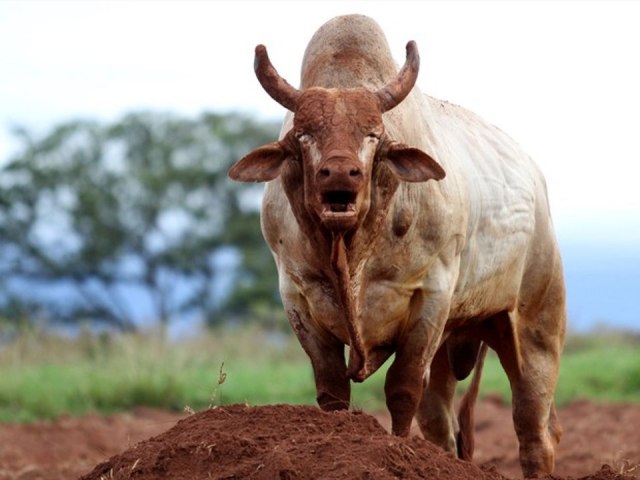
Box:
383, 142, 446, 182
228, 142, 289, 182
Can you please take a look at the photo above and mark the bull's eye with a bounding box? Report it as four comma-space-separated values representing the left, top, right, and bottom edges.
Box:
296, 131, 312, 143
366, 133, 381, 143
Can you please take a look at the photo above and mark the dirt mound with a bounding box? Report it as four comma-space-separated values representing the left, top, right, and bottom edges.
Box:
80, 404, 507, 480
78, 404, 637, 480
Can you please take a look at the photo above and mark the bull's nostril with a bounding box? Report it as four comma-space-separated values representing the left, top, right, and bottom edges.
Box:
319, 168, 330, 178
349, 168, 362, 177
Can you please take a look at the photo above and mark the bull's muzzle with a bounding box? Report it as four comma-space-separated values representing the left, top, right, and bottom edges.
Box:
316, 154, 364, 229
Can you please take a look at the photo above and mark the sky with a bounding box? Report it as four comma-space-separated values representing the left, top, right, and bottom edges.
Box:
1, 0, 640, 245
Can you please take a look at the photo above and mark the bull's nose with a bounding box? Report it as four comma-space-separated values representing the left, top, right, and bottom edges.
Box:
318, 165, 362, 179
316, 166, 363, 191
316, 152, 364, 186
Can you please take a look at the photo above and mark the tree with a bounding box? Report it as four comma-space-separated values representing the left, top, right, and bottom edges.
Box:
0, 111, 282, 331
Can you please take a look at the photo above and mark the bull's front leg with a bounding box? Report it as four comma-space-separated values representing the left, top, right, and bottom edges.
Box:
385, 296, 449, 436
287, 308, 350, 411
384, 344, 428, 436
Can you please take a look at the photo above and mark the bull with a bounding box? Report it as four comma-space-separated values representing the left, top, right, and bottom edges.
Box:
229, 14, 566, 478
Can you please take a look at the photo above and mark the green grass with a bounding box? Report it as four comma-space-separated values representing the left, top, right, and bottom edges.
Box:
0, 326, 638, 423
0, 326, 319, 422
556, 334, 640, 404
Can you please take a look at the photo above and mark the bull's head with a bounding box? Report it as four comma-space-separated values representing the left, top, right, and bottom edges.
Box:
229, 41, 445, 232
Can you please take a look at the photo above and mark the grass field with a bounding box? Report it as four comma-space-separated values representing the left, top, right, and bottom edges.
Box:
0, 325, 639, 423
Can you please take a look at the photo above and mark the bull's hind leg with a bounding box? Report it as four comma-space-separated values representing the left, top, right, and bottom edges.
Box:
488, 294, 565, 477
511, 327, 563, 477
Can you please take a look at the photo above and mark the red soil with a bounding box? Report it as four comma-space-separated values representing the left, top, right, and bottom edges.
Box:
1, 399, 638, 480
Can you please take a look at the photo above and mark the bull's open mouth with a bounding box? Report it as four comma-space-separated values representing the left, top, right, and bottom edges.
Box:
321, 190, 357, 217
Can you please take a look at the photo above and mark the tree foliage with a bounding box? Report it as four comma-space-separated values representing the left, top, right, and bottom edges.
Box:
0, 111, 283, 331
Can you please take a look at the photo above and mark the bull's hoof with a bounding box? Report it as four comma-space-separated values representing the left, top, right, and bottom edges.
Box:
317, 392, 349, 411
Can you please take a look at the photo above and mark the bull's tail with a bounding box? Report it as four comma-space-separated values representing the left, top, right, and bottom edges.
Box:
456, 341, 489, 461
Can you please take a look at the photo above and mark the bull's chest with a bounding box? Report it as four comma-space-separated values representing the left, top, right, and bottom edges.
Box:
289, 258, 424, 350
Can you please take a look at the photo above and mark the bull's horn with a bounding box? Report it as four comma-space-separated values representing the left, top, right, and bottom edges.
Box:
254, 45, 301, 112
375, 41, 420, 112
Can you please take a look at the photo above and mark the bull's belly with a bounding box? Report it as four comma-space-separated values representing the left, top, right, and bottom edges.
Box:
448, 274, 521, 325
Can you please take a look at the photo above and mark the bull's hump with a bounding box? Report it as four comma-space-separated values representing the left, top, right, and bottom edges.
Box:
300, 15, 399, 90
